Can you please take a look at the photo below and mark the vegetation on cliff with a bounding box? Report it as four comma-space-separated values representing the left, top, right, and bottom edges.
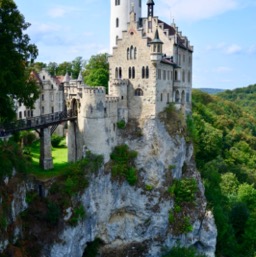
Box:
190, 88, 256, 257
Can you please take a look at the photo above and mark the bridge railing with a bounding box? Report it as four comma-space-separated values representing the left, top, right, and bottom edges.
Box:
0, 110, 77, 136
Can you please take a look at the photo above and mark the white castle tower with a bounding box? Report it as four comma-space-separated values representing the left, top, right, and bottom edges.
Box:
110, 0, 142, 53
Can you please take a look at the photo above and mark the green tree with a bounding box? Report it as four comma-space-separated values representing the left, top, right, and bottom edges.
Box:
47, 62, 58, 76
0, 0, 39, 121
72, 56, 84, 79
57, 61, 72, 76
83, 53, 109, 90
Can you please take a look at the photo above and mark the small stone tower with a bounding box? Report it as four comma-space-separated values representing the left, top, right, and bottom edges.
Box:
110, 0, 142, 53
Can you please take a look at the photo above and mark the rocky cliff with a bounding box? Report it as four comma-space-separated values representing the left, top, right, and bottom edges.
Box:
0, 115, 217, 257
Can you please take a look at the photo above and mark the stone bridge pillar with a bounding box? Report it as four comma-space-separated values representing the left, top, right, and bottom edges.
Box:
40, 127, 53, 170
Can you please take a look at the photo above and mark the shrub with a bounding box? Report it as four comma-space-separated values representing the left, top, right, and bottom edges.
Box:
168, 178, 198, 204
110, 144, 138, 186
69, 204, 86, 226
0, 140, 28, 178
51, 135, 63, 147
82, 238, 104, 257
20, 131, 37, 146
163, 246, 207, 257
117, 119, 126, 129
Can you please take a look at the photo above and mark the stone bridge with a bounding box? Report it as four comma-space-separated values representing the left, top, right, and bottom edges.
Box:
0, 110, 77, 170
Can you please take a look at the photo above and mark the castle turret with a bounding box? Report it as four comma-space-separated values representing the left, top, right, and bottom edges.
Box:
150, 28, 163, 63
110, 0, 142, 53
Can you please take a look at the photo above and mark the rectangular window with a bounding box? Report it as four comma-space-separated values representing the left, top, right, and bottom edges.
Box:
158, 69, 161, 79
183, 54, 185, 63
186, 92, 190, 103
42, 106, 44, 114
51, 93, 54, 101
171, 71, 173, 80
167, 71, 170, 80
163, 70, 166, 80
52, 107, 54, 113
19, 111, 22, 119
24, 111, 26, 117
41, 94, 44, 101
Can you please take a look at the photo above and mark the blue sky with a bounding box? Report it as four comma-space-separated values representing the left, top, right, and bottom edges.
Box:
15, 0, 256, 89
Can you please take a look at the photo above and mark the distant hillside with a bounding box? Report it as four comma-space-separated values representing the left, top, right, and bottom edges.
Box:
191, 89, 256, 257
196, 88, 224, 94
218, 83, 256, 117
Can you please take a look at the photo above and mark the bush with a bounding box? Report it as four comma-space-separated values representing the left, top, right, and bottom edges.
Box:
51, 135, 63, 147
163, 246, 206, 257
168, 178, 198, 204
0, 140, 28, 178
69, 204, 86, 226
20, 131, 37, 146
110, 144, 138, 186
117, 120, 126, 129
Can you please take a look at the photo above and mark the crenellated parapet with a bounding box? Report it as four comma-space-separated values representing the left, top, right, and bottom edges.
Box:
106, 96, 120, 103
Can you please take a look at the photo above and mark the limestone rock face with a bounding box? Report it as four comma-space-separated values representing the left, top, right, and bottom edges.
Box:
46, 118, 217, 257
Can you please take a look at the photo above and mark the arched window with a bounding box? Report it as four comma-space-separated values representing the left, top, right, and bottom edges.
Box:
132, 67, 135, 79
142, 66, 145, 79
146, 66, 149, 78
127, 48, 130, 60
115, 67, 118, 79
119, 67, 122, 79
175, 90, 180, 103
130, 46, 134, 59
128, 67, 132, 79
116, 18, 119, 27
135, 88, 143, 96
134, 47, 137, 59
174, 70, 178, 81
181, 91, 185, 104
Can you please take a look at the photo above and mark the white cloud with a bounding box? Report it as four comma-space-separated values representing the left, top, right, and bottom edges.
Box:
47, 6, 79, 18
225, 44, 242, 54
206, 43, 242, 55
215, 66, 232, 73
157, 0, 238, 22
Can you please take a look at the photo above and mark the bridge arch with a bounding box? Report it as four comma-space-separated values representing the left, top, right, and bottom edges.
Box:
71, 98, 78, 116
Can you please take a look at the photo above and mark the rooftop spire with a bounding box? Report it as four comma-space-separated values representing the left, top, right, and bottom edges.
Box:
147, 0, 155, 17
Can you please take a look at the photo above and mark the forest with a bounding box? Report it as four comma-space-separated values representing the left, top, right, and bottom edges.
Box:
190, 86, 256, 257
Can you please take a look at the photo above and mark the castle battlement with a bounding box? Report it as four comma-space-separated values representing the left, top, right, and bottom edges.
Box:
83, 87, 106, 94
106, 96, 120, 103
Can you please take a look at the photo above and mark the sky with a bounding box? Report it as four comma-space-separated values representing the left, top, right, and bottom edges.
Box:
14, 0, 256, 89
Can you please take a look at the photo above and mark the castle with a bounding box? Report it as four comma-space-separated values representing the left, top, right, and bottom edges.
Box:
16, 0, 193, 163
66, 0, 193, 162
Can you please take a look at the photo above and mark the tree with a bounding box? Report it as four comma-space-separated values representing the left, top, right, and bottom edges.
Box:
72, 56, 84, 79
0, 0, 39, 122
83, 53, 109, 90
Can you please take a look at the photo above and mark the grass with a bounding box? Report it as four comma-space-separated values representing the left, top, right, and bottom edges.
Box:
29, 139, 68, 179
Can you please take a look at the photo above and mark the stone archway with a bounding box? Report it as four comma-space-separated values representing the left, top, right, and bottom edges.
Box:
71, 98, 78, 116
175, 90, 180, 103
181, 90, 185, 104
